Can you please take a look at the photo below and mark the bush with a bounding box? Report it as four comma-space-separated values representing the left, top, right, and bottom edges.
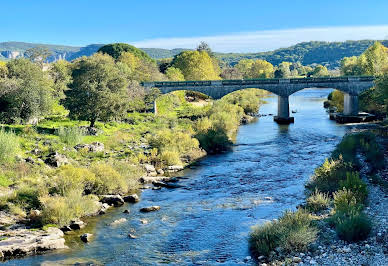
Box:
333, 188, 361, 214
50, 165, 96, 196
249, 209, 317, 256
339, 172, 368, 204
12, 186, 41, 210
334, 211, 372, 242
0, 129, 20, 163
89, 163, 128, 195
307, 156, 353, 194
56, 126, 84, 146
306, 189, 330, 212
40, 189, 98, 227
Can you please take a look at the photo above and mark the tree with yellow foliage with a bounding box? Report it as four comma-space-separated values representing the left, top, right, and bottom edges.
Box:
171, 51, 220, 80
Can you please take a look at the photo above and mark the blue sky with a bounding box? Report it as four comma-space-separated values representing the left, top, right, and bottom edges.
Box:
1, 0, 388, 52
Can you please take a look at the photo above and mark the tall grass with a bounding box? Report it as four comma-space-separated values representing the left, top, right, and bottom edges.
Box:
56, 126, 84, 146
249, 209, 317, 256
0, 129, 20, 163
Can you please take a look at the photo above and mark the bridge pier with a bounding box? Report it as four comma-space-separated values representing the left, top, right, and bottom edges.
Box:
343, 93, 359, 116
274, 96, 294, 124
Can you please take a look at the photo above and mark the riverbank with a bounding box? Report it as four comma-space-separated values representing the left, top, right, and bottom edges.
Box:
0, 89, 267, 261
250, 123, 388, 265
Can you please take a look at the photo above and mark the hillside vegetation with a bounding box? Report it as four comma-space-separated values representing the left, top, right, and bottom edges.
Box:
2, 40, 388, 69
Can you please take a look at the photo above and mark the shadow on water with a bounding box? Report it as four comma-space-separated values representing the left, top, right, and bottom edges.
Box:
5, 88, 353, 266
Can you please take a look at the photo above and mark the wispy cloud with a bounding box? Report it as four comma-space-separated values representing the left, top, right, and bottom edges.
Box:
132, 25, 388, 53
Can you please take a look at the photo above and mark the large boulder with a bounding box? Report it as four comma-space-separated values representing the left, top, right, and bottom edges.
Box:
123, 194, 140, 203
44, 152, 69, 167
100, 195, 124, 207
69, 219, 85, 230
0, 228, 66, 259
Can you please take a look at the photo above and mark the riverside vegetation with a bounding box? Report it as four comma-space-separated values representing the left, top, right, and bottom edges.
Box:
249, 131, 387, 264
0, 42, 269, 259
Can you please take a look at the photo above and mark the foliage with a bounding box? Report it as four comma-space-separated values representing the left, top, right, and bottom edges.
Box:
307, 156, 353, 194
171, 50, 220, 80
235, 59, 274, 79
98, 43, 153, 62
334, 211, 372, 242
89, 162, 130, 195
327, 90, 344, 112
338, 172, 368, 204
274, 62, 292, 78
49, 60, 72, 100
165, 67, 185, 81
306, 189, 330, 212
0, 58, 54, 123
221, 88, 267, 114
309, 64, 329, 77
56, 126, 84, 146
63, 53, 129, 127
40, 190, 98, 227
249, 209, 317, 256
0, 129, 20, 163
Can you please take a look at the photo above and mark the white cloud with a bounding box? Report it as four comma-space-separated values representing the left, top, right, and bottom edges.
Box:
131, 25, 388, 53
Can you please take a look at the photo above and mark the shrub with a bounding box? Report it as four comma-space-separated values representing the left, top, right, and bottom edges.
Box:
89, 163, 128, 195
12, 186, 41, 210
111, 161, 142, 192
333, 188, 361, 214
334, 211, 372, 242
50, 165, 96, 196
307, 156, 353, 194
339, 172, 368, 204
249, 222, 279, 256
40, 189, 98, 227
249, 209, 317, 256
0, 129, 20, 163
56, 126, 84, 146
306, 189, 330, 212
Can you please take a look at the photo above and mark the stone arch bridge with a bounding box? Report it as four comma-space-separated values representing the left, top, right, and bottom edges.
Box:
142, 77, 374, 123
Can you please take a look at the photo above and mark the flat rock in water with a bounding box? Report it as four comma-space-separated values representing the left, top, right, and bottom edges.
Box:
110, 218, 127, 226
140, 206, 161, 212
0, 228, 66, 259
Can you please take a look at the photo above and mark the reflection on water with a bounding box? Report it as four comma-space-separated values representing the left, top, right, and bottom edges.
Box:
6, 88, 351, 266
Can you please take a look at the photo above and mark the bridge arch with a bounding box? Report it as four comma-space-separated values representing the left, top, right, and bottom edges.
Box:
142, 77, 374, 123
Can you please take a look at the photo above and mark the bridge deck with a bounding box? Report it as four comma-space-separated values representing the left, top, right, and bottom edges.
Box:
142, 76, 374, 88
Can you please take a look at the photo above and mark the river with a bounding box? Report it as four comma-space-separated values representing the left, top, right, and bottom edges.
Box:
5, 88, 349, 266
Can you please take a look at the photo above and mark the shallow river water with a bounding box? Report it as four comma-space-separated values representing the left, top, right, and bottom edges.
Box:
6, 89, 351, 266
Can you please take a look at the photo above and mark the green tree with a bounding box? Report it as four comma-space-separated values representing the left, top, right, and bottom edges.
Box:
235, 59, 254, 78
274, 62, 292, 78
359, 42, 388, 75
0, 58, 54, 123
340, 56, 362, 76
165, 67, 185, 81
248, 59, 274, 79
49, 60, 72, 100
98, 43, 153, 62
63, 53, 129, 127
171, 51, 220, 80
310, 65, 330, 77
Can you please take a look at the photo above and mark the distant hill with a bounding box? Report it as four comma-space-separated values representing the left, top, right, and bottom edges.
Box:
1, 40, 387, 69
0, 42, 104, 61
215, 40, 388, 69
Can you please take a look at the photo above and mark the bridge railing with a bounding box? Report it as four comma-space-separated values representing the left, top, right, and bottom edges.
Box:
142, 76, 374, 88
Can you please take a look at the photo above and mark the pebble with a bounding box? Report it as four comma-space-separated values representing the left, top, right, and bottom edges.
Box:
292, 257, 302, 263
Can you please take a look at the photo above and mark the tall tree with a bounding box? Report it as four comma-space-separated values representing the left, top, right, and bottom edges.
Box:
248, 59, 274, 79
165, 67, 185, 81
0, 58, 54, 123
63, 53, 129, 127
171, 51, 220, 80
